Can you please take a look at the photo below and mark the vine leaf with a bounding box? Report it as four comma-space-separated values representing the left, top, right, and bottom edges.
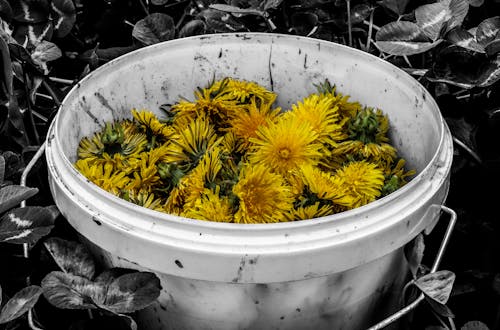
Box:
0, 286, 43, 324
0, 185, 38, 214
51, 0, 76, 38
132, 13, 175, 46
415, 1, 451, 41
98, 271, 162, 314
375, 21, 441, 55
0, 205, 58, 244
42, 269, 161, 314
447, 27, 485, 53
31, 40, 62, 75
415, 270, 456, 305
377, 0, 410, 16
461, 320, 490, 330
44, 237, 96, 280
41, 271, 102, 310
178, 19, 206, 38
404, 233, 425, 279
475, 16, 500, 48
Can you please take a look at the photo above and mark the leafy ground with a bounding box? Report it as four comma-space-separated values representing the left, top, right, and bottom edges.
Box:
1, 0, 500, 329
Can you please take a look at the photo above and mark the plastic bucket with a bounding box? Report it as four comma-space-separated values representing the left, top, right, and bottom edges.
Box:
45, 33, 453, 330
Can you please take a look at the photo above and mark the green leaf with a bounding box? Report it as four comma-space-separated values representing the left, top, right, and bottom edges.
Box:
0, 33, 12, 104
44, 237, 96, 280
351, 4, 372, 25
467, 0, 484, 7
485, 37, 500, 56
477, 53, 500, 87
376, 21, 441, 55
178, 20, 206, 38
51, 0, 76, 38
415, 270, 456, 304
0, 0, 13, 22
461, 320, 490, 330
0, 205, 57, 244
41, 271, 101, 310
377, 0, 409, 16
447, 27, 485, 53
415, 2, 451, 41
404, 233, 425, 279
0, 185, 38, 214
476, 16, 500, 47
132, 13, 175, 46
209, 4, 265, 16
99, 272, 161, 314
425, 295, 455, 318
0, 286, 42, 324
0, 156, 5, 185
30, 40, 62, 75
261, 0, 284, 11
445, 0, 469, 33
198, 9, 246, 33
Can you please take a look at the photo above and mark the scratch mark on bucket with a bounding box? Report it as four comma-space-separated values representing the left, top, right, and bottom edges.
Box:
232, 256, 247, 283
268, 42, 274, 91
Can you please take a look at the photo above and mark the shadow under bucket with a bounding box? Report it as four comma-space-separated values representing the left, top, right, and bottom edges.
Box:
45, 33, 454, 329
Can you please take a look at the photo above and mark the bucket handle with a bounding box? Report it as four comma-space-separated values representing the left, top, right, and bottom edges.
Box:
366, 205, 457, 330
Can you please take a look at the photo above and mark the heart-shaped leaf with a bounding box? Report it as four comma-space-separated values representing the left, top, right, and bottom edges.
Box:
415, 2, 451, 41
447, 27, 485, 53
31, 40, 62, 74
376, 21, 441, 55
261, 0, 284, 11
0, 205, 58, 244
431, 45, 488, 87
0, 285, 42, 324
476, 16, 500, 47
0, 35, 12, 104
445, 0, 469, 32
44, 237, 96, 280
468, 0, 484, 7
11, 0, 49, 24
415, 270, 456, 304
0, 185, 38, 214
151, 0, 169, 5
50, 0, 76, 38
0, 0, 13, 22
132, 13, 175, 46
178, 19, 206, 38
461, 320, 490, 330
210, 4, 265, 16
99, 272, 161, 314
41, 271, 101, 310
0, 156, 4, 184
425, 295, 455, 318
377, 0, 409, 16
198, 8, 246, 33
404, 233, 425, 279
290, 12, 319, 36
351, 4, 372, 25
477, 53, 500, 87
94, 268, 138, 286
485, 37, 500, 56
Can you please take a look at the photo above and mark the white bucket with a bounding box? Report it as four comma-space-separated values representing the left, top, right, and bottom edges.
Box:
45, 33, 453, 330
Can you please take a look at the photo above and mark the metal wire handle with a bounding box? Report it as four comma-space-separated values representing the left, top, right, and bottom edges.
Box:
367, 205, 457, 330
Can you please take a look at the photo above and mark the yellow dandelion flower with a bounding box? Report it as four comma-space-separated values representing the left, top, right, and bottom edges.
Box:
78, 132, 104, 161
171, 85, 239, 129
249, 116, 323, 174
182, 187, 233, 223
332, 140, 397, 167
75, 159, 129, 195
164, 146, 223, 212
163, 116, 221, 164
285, 202, 334, 221
209, 78, 277, 105
229, 99, 281, 150
288, 93, 346, 147
299, 164, 350, 206
132, 109, 174, 139
334, 161, 385, 209
233, 165, 293, 224
124, 189, 164, 211
126, 152, 161, 191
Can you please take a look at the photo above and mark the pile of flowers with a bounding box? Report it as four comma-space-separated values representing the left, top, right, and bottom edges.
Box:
75, 78, 415, 224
